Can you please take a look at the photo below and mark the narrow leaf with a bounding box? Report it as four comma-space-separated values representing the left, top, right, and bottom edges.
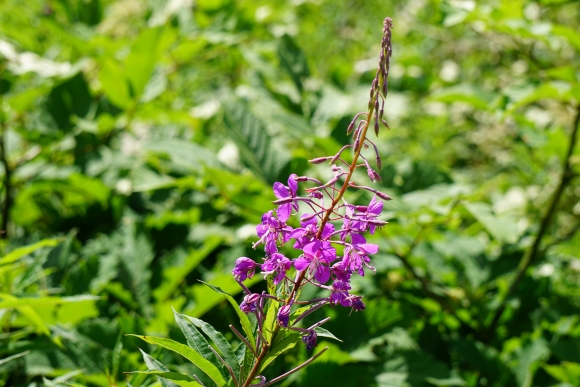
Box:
173, 310, 228, 380
314, 327, 342, 342
126, 371, 201, 387
258, 331, 301, 373
129, 335, 227, 387
199, 281, 256, 350
187, 316, 241, 380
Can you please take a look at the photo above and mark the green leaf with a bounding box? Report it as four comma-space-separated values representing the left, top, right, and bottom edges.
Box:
187, 316, 241, 380
127, 371, 201, 387
464, 202, 521, 244
100, 59, 132, 109
138, 348, 178, 387
0, 350, 30, 366
278, 34, 310, 93
262, 299, 279, 343
197, 281, 256, 351
258, 330, 301, 373
430, 85, 496, 110
155, 237, 222, 302
173, 309, 227, 379
125, 27, 165, 98
314, 327, 342, 342
129, 335, 227, 386
223, 103, 290, 184
0, 238, 60, 266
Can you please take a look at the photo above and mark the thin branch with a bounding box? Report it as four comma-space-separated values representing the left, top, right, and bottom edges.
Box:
487, 103, 580, 335
261, 346, 329, 387
208, 345, 239, 387
230, 325, 258, 357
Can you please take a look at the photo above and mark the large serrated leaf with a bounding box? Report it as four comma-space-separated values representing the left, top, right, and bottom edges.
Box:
277, 34, 310, 93
129, 335, 227, 386
199, 281, 256, 350
223, 103, 290, 184
187, 316, 241, 381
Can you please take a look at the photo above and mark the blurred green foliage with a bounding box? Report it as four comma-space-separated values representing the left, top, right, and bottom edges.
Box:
0, 0, 579, 386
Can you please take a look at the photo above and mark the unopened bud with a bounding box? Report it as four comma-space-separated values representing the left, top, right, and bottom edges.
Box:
374, 120, 379, 137
346, 120, 355, 135
375, 191, 392, 201
309, 157, 331, 164
367, 219, 388, 226
354, 205, 368, 212
376, 155, 382, 170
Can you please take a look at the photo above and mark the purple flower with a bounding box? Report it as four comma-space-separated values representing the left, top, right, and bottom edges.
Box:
261, 253, 292, 285
342, 233, 378, 276
232, 257, 257, 282
255, 210, 293, 255
329, 280, 352, 307
351, 296, 365, 311
302, 330, 317, 351
273, 174, 299, 222
277, 304, 291, 327
294, 240, 337, 283
351, 196, 383, 235
240, 293, 261, 314
331, 262, 352, 282
290, 215, 334, 250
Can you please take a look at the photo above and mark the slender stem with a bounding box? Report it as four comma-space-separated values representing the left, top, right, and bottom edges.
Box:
260, 347, 329, 387
208, 345, 239, 387
230, 325, 258, 357
0, 116, 11, 239
486, 103, 580, 336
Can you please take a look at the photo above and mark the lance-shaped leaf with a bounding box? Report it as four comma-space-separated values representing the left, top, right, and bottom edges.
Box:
127, 371, 202, 387
258, 331, 301, 373
199, 281, 256, 350
138, 348, 179, 387
173, 309, 228, 380
187, 316, 241, 381
314, 327, 342, 342
129, 335, 227, 387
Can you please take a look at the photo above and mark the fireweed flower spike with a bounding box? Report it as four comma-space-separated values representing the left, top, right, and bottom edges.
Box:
231, 17, 394, 387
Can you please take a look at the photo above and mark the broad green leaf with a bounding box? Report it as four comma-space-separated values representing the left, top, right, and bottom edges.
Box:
100, 59, 132, 109
223, 103, 290, 184
430, 85, 496, 110
258, 330, 301, 373
125, 27, 165, 98
0, 294, 99, 309
187, 316, 241, 379
197, 281, 256, 350
129, 335, 227, 387
0, 238, 60, 266
464, 202, 521, 244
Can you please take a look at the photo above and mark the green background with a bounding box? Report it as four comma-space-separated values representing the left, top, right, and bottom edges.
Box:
1, 0, 579, 386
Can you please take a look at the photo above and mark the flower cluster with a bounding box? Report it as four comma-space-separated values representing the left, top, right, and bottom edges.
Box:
233, 17, 394, 354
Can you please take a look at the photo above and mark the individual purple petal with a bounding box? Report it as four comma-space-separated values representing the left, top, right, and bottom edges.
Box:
276, 203, 291, 223
288, 174, 298, 195
273, 182, 290, 200
314, 264, 330, 283
294, 257, 310, 271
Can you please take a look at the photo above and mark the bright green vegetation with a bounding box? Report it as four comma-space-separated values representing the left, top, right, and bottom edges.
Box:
1, 0, 579, 386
